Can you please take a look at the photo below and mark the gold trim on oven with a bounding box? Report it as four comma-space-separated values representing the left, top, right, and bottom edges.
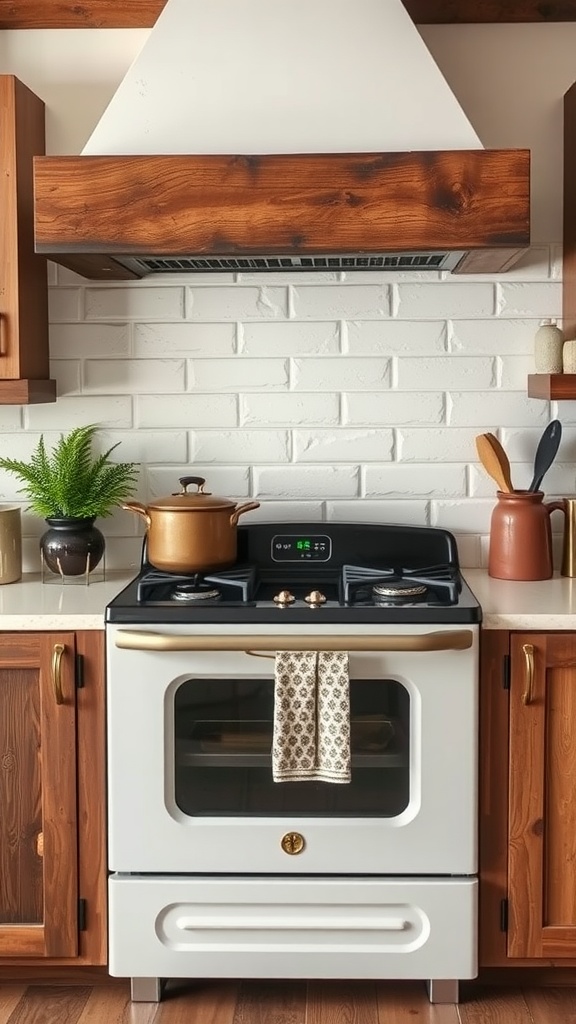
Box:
114, 629, 474, 653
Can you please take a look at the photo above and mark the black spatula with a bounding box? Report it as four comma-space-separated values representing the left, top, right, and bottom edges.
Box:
528, 419, 562, 492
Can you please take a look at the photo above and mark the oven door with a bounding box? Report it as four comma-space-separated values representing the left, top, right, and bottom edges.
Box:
106, 623, 478, 875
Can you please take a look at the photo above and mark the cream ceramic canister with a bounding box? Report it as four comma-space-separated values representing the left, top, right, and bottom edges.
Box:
534, 319, 564, 373
0, 505, 22, 584
563, 338, 576, 373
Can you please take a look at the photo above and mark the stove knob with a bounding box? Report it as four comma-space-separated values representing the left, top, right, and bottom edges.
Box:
305, 590, 327, 607
274, 590, 295, 606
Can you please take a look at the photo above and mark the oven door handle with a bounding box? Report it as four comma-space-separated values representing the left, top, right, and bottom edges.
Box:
113, 630, 474, 652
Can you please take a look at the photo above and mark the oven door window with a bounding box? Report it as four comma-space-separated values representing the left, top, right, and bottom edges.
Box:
173, 677, 409, 817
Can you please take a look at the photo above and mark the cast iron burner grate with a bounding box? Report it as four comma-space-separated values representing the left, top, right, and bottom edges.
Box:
341, 564, 459, 606
137, 566, 257, 604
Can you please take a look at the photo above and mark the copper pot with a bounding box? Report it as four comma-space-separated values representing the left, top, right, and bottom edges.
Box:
122, 476, 260, 573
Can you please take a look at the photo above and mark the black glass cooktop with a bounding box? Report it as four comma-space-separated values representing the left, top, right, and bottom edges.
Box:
106, 522, 482, 625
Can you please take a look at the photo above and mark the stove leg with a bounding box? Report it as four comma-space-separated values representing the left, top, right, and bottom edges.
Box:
427, 980, 459, 1004
130, 978, 162, 1002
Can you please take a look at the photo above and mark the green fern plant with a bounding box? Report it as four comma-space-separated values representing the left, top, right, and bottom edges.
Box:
0, 424, 139, 519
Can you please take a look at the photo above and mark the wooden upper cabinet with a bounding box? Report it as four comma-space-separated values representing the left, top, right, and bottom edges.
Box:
0, 633, 77, 957
0, 76, 55, 404
508, 633, 576, 959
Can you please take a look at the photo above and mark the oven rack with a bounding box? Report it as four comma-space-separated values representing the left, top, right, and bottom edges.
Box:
176, 742, 407, 770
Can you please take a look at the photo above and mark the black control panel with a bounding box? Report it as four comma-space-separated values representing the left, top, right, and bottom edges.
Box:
271, 534, 332, 562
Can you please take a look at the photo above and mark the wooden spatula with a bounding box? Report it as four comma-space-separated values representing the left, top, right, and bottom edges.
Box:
475, 433, 514, 493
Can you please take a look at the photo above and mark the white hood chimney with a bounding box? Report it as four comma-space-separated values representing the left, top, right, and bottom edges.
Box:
82, 0, 483, 156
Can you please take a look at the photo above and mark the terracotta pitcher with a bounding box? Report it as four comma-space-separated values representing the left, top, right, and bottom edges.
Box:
488, 490, 559, 581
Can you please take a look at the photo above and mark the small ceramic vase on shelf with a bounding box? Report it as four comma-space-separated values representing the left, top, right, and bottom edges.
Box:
563, 338, 576, 373
534, 319, 564, 373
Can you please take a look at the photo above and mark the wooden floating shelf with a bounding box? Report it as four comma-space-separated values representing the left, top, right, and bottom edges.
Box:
0, 379, 56, 405
527, 374, 576, 399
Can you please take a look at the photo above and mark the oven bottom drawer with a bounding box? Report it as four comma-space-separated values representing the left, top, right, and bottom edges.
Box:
109, 875, 477, 980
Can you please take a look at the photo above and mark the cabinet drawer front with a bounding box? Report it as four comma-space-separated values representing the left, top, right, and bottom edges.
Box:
109, 876, 477, 980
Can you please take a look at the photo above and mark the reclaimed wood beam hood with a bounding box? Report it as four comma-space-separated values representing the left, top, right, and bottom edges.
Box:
33, 150, 530, 279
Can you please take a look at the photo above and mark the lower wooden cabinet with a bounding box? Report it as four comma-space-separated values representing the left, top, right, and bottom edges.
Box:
0, 631, 106, 965
481, 630, 576, 966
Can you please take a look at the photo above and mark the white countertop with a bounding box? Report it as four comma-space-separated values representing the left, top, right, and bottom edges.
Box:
0, 569, 574, 631
0, 573, 132, 630
463, 569, 576, 630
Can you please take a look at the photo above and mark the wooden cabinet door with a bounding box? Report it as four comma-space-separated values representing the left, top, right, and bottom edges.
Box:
0, 633, 78, 957
508, 632, 576, 958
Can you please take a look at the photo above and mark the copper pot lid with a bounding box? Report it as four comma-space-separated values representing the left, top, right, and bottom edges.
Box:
147, 476, 237, 513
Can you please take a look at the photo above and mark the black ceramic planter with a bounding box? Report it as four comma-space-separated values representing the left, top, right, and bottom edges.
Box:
40, 517, 105, 577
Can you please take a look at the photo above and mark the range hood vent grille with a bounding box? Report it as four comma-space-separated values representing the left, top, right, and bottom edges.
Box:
123, 251, 463, 275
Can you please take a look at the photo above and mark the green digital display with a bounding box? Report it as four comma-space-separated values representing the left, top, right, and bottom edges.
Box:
296, 539, 312, 550
272, 534, 332, 562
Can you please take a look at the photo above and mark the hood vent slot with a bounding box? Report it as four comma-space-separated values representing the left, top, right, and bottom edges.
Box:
123, 251, 462, 275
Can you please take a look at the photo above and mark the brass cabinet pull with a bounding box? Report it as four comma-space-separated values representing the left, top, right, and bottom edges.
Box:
522, 643, 535, 705
115, 629, 474, 653
52, 643, 65, 705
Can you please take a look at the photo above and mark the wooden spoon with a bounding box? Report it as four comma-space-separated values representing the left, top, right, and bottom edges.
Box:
475, 433, 514, 493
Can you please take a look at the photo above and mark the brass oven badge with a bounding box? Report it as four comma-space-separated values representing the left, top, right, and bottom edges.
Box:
281, 831, 305, 855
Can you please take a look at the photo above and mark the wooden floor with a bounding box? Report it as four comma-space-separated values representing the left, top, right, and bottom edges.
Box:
1, 981, 576, 1024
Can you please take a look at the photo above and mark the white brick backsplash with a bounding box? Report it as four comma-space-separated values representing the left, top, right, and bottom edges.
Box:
431, 500, 494, 534
49, 323, 131, 358
293, 358, 390, 391
397, 283, 495, 319
294, 429, 393, 462
364, 464, 467, 499
35, 255, 568, 567
246, 501, 324, 522
291, 285, 390, 319
48, 288, 82, 321
344, 392, 444, 426
190, 430, 290, 463
254, 466, 359, 499
241, 393, 339, 426
187, 286, 287, 320
96, 430, 188, 465
238, 272, 339, 284
550, 401, 576, 424
399, 428, 480, 462
534, 463, 576, 496
496, 282, 562, 318
103, 536, 145, 573
134, 322, 236, 357
449, 318, 536, 355
84, 359, 186, 394
457, 535, 482, 568
0, 409, 23, 430
190, 359, 289, 391
137, 394, 238, 428
449, 392, 550, 427
499, 355, 534, 389
146, 465, 250, 500
49, 361, 81, 396
241, 321, 340, 356
468, 464, 533, 498
25, 397, 134, 430
85, 287, 184, 321
345, 320, 447, 355
326, 500, 429, 526
397, 357, 496, 390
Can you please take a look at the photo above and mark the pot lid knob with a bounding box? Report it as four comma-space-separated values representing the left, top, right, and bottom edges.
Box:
177, 476, 211, 495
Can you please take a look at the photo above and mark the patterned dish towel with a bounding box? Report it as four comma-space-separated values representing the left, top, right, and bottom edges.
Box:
272, 650, 351, 784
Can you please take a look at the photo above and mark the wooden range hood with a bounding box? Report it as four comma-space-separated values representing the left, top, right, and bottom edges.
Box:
33, 148, 530, 280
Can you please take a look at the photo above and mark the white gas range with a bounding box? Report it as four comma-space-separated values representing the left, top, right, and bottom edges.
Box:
105, 521, 480, 1004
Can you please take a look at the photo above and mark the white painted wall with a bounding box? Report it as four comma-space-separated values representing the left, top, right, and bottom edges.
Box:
0, 23, 574, 572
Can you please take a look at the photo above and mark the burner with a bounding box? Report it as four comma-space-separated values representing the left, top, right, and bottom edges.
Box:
172, 582, 222, 603
372, 581, 428, 604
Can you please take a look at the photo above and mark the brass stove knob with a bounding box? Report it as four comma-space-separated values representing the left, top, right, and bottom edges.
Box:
274, 590, 295, 606
305, 590, 327, 607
